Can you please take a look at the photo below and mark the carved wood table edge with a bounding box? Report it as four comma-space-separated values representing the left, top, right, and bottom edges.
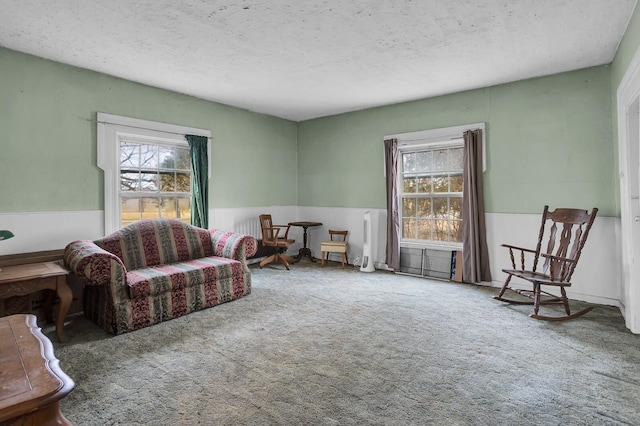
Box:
0, 314, 75, 426
0, 261, 72, 343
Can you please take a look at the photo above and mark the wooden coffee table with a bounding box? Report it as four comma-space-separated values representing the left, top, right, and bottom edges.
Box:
0, 261, 72, 342
0, 314, 75, 425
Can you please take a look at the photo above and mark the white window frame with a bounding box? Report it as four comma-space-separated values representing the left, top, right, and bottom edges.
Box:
385, 122, 486, 251
97, 113, 211, 235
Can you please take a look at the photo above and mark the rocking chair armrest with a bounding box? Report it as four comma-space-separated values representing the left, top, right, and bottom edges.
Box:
540, 253, 576, 264
271, 224, 291, 239
502, 244, 538, 270
501, 244, 536, 254
264, 226, 282, 242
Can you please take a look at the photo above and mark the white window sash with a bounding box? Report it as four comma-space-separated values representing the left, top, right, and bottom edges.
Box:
97, 113, 211, 235
387, 123, 485, 249
385, 122, 486, 173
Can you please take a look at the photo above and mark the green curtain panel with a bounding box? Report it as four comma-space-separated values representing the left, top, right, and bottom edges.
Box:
186, 135, 209, 229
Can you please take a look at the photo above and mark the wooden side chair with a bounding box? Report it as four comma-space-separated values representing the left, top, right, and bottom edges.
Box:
258, 214, 295, 270
494, 205, 598, 321
320, 230, 349, 269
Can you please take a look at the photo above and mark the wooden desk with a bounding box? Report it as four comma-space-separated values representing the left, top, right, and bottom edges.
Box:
0, 314, 75, 425
288, 221, 322, 263
0, 262, 72, 343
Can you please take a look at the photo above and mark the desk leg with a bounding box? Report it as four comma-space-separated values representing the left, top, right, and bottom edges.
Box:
27, 401, 73, 426
43, 289, 55, 324
55, 276, 72, 343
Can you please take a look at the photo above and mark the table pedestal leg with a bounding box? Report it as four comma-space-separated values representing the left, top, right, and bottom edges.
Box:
294, 226, 317, 263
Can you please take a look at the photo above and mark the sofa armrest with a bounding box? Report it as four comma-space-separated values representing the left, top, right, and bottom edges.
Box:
209, 230, 258, 261
64, 240, 128, 301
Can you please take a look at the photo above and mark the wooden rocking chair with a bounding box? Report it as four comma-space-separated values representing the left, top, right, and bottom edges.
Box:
494, 205, 598, 321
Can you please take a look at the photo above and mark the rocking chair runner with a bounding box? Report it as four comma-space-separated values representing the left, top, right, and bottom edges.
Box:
494, 205, 598, 321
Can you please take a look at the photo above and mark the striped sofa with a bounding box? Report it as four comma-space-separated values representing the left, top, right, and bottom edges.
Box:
64, 219, 257, 335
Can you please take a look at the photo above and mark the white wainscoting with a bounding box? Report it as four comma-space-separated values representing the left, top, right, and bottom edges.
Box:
0, 210, 104, 255
0, 207, 301, 256
485, 212, 621, 308
211, 206, 388, 268
295, 207, 388, 269
285, 207, 622, 308
0, 208, 622, 309
211, 206, 388, 267
211, 205, 299, 246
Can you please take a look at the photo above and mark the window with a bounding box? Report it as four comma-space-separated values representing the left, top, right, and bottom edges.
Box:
386, 123, 485, 248
401, 143, 463, 243
119, 140, 192, 227
98, 113, 210, 234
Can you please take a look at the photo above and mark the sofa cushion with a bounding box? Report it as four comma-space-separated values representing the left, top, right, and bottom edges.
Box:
97, 219, 214, 271
126, 257, 243, 299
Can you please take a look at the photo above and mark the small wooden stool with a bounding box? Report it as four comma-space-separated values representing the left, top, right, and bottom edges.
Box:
320, 230, 348, 269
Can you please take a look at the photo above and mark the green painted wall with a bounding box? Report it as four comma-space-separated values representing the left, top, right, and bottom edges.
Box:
5, 18, 636, 220
0, 48, 298, 212
611, 4, 640, 94
297, 66, 615, 216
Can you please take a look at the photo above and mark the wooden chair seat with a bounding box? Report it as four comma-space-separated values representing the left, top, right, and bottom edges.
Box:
321, 230, 348, 269
501, 269, 573, 286
320, 241, 348, 252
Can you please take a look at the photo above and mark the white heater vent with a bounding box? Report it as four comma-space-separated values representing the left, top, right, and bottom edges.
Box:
235, 218, 262, 239
398, 247, 456, 280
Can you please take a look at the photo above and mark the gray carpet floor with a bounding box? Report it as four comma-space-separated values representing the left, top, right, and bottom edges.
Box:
49, 262, 640, 425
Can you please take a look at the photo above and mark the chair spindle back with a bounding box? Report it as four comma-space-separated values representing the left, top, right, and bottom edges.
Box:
535, 206, 598, 281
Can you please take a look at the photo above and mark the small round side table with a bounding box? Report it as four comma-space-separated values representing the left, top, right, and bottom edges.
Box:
288, 221, 322, 262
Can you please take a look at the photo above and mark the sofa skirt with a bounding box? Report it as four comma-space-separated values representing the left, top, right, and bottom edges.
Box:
83, 271, 252, 335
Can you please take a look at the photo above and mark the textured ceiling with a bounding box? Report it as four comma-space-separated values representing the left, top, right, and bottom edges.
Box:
0, 0, 637, 121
